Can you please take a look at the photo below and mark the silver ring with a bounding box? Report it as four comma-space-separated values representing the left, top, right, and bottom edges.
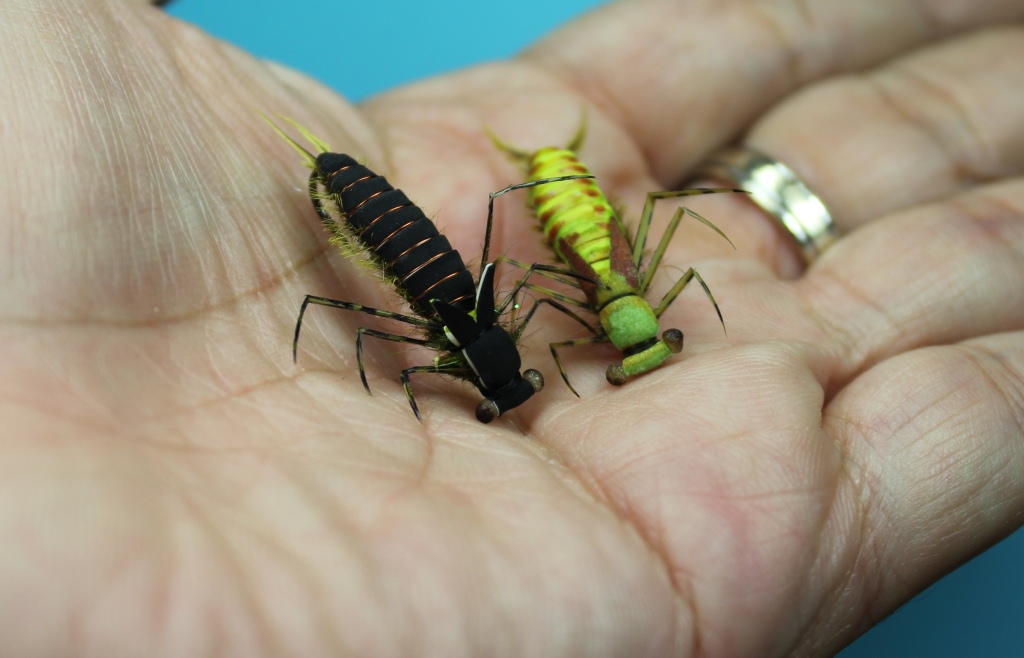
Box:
695, 148, 839, 262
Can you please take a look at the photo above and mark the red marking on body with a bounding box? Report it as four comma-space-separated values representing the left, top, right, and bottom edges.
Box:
558, 237, 599, 303
593, 205, 607, 214
608, 222, 640, 286
547, 220, 572, 243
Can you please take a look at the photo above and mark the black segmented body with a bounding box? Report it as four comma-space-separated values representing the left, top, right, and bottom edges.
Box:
271, 110, 598, 422
317, 152, 476, 318
294, 149, 571, 423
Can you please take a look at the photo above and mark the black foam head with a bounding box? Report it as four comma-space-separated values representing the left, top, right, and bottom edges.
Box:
431, 299, 478, 347
474, 263, 498, 327
463, 325, 521, 391
483, 377, 538, 419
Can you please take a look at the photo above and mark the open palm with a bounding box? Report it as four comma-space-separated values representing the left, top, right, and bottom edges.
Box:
3, 1, 1023, 656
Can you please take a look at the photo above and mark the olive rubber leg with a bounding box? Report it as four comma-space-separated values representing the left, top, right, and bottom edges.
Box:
548, 335, 610, 397
496, 256, 583, 290
481, 175, 595, 273
514, 281, 591, 310
632, 188, 744, 274
639, 204, 738, 295
294, 295, 439, 362
651, 267, 727, 335
496, 262, 601, 314
356, 328, 435, 395
400, 364, 473, 420
493, 255, 595, 320
512, 297, 600, 342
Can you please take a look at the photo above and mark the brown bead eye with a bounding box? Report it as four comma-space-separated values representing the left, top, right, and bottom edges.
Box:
662, 329, 683, 354
524, 369, 544, 392
476, 399, 499, 424
606, 364, 627, 386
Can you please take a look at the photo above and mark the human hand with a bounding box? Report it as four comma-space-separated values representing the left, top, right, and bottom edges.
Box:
2, 1, 1022, 656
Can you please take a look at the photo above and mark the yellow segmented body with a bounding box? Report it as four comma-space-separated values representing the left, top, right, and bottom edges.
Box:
490, 123, 736, 389
526, 148, 618, 282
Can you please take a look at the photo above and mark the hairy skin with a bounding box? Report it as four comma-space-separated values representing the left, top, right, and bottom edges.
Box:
2, 0, 1024, 656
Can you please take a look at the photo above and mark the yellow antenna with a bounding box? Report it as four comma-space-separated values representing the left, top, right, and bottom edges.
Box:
260, 113, 326, 168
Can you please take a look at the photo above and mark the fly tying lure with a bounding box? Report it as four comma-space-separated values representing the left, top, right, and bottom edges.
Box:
490, 120, 745, 394
269, 118, 595, 422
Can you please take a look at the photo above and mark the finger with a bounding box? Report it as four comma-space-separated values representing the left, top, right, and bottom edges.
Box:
745, 26, 1024, 231
526, 0, 1024, 180
685, 26, 1024, 276
797, 178, 1024, 384
803, 330, 1024, 656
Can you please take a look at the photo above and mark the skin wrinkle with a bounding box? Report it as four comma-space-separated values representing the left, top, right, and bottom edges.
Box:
362, 488, 467, 656
899, 378, 964, 449
25, 12, 214, 318
0, 224, 320, 325
911, 50, 1006, 178
556, 446, 697, 653
191, 156, 239, 306
138, 21, 337, 319
875, 65, 993, 186
153, 372, 298, 430
618, 495, 697, 657
529, 405, 698, 650
403, 407, 438, 489
852, 485, 908, 621
820, 410, 894, 620
960, 343, 1024, 432
945, 455, 1018, 538
831, 372, 974, 615
800, 271, 901, 386
239, 486, 351, 654
59, 446, 161, 651
181, 495, 280, 655
162, 456, 288, 650
949, 187, 1024, 247
163, 136, 218, 291
4, 337, 135, 432
794, 465, 855, 654
744, 0, 811, 86
84, 15, 159, 297
484, 517, 562, 656
79, 510, 172, 651
1, 394, 119, 438
6, 309, 298, 440
562, 466, 691, 654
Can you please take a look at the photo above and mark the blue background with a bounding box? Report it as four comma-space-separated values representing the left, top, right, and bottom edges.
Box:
163, 1, 1024, 654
